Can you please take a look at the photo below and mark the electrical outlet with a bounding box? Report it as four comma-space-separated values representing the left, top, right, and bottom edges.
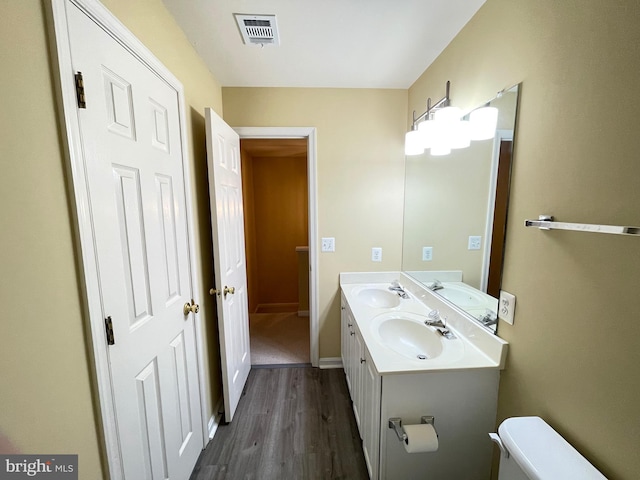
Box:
468, 235, 482, 250
498, 290, 516, 325
422, 246, 433, 261
372, 247, 382, 262
321, 237, 335, 252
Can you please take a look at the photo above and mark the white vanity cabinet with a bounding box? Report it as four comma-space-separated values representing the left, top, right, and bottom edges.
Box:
341, 302, 354, 394
341, 296, 382, 479
361, 345, 381, 479
340, 284, 503, 480
378, 369, 498, 479
341, 301, 360, 424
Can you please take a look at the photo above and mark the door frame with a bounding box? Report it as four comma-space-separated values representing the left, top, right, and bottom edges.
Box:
234, 127, 319, 367
46, 1, 208, 478
480, 129, 513, 292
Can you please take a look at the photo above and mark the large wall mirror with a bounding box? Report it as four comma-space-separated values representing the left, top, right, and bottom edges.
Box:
402, 84, 520, 333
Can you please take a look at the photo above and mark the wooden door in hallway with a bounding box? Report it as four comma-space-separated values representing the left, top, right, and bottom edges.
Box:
240, 139, 309, 315
234, 127, 319, 368
487, 139, 513, 298
240, 139, 310, 365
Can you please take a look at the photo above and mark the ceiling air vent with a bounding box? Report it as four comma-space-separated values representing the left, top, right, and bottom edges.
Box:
234, 14, 280, 46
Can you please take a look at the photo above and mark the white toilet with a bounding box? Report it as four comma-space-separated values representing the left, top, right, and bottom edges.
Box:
490, 416, 607, 479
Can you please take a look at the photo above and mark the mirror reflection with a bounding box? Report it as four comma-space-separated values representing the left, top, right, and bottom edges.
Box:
402, 84, 520, 332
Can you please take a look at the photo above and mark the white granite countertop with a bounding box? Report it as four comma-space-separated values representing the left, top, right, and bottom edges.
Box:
340, 272, 508, 375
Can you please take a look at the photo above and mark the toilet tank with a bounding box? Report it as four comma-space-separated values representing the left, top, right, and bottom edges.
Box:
493, 417, 607, 480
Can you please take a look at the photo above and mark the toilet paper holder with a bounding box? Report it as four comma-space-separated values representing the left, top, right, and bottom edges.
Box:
388, 416, 437, 443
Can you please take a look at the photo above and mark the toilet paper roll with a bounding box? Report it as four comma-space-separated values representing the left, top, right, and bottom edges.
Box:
403, 423, 439, 453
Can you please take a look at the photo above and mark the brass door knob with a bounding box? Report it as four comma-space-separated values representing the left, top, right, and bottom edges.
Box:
210, 288, 220, 296
223, 286, 235, 298
183, 300, 200, 315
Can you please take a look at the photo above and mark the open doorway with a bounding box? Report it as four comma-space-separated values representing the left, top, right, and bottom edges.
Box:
240, 138, 311, 365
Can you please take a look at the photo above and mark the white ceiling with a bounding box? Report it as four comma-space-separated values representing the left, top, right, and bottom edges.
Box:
161, 0, 486, 89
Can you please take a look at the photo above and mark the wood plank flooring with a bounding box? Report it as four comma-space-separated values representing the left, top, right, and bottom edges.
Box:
190, 367, 369, 480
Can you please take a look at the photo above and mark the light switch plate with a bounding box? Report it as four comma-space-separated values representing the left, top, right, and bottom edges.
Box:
468, 235, 482, 250
321, 237, 335, 252
372, 247, 382, 262
498, 290, 516, 325
422, 246, 433, 261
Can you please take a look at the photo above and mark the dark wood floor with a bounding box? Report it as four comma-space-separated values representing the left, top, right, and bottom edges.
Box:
190, 366, 369, 480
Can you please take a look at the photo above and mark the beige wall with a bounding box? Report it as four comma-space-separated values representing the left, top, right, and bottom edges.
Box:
0, 2, 104, 474
408, 1, 640, 478
402, 90, 518, 290
241, 148, 259, 314
0, 0, 223, 477
403, 141, 493, 288
5, 0, 638, 478
223, 88, 408, 357
244, 154, 308, 310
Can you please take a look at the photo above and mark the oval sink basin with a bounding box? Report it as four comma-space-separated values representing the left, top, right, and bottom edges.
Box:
377, 318, 443, 360
436, 283, 487, 308
357, 288, 401, 308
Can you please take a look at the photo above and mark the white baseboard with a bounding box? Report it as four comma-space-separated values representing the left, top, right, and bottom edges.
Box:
319, 357, 343, 369
255, 303, 298, 313
207, 397, 224, 440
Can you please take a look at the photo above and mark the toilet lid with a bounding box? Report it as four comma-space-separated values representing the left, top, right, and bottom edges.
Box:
498, 416, 607, 480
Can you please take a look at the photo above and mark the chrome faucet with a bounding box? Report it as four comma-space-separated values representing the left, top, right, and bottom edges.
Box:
478, 309, 498, 326
424, 309, 447, 328
427, 279, 443, 291
388, 280, 409, 299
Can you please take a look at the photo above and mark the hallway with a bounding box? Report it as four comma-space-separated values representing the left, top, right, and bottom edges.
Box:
250, 312, 310, 365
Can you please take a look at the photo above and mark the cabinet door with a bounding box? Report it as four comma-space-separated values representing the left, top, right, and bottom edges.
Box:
341, 301, 355, 395
352, 327, 364, 437
362, 347, 381, 480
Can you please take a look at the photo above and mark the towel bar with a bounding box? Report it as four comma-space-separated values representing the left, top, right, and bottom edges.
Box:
524, 215, 640, 236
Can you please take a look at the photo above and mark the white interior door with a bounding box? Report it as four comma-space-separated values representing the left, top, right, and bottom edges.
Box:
66, 4, 203, 478
205, 108, 251, 422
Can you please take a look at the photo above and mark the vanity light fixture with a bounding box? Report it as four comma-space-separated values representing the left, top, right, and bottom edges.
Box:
417, 116, 437, 149
406, 81, 452, 156
435, 106, 470, 151
469, 105, 499, 141
405, 81, 498, 156
404, 124, 424, 155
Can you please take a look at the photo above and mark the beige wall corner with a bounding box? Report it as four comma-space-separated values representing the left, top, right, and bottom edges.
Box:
1, 0, 223, 477
408, 1, 640, 478
0, 1, 104, 475
223, 87, 408, 358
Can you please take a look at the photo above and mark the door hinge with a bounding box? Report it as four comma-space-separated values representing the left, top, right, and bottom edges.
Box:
74, 72, 86, 109
104, 316, 115, 345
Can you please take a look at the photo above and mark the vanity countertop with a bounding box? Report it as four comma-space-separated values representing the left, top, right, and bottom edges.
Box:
340, 272, 508, 375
